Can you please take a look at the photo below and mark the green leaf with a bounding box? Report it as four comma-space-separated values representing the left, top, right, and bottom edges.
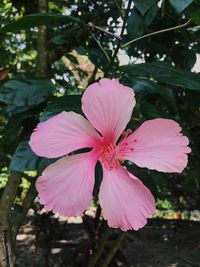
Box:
126, 9, 144, 39
191, 9, 200, 24
0, 78, 55, 115
10, 138, 55, 171
120, 62, 200, 90
141, 103, 169, 118
134, 0, 157, 16
171, 47, 196, 70
125, 77, 177, 112
40, 95, 82, 121
0, 13, 82, 33
168, 0, 193, 14
76, 46, 109, 71
131, 77, 158, 94
143, 4, 159, 26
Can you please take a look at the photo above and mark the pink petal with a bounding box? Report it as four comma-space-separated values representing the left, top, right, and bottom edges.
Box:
29, 111, 101, 158
123, 119, 191, 173
36, 151, 99, 216
82, 78, 135, 143
99, 166, 155, 231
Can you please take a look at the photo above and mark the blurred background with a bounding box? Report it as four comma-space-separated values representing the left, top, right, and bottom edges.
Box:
0, 0, 200, 266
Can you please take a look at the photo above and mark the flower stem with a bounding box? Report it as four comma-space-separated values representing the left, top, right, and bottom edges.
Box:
100, 232, 126, 267
88, 228, 110, 267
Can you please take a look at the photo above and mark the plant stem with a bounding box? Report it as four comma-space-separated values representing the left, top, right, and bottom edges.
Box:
100, 232, 126, 267
104, 0, 132, 76
122, 19, 191, 48
88, 228, 110, 267
89, 31, 110, 62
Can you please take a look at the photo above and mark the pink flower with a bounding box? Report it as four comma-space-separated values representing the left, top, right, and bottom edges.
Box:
29, 78, 191, 231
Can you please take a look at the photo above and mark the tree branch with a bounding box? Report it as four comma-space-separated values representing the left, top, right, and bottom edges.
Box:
122, 19, 191, 48
104, 0, 132, 76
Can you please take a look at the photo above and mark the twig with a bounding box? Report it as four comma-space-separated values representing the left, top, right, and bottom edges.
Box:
114, 0, 125, 18
89, 32, 110, 62
88, 228, 110, 267
104, 0, 132, 76
100, 232, 126, 267
122, 19, 191, 48
88, 22, 121, 40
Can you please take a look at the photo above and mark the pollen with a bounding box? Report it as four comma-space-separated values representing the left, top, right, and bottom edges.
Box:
100, 143, 122, 171
100, 130, 137, 171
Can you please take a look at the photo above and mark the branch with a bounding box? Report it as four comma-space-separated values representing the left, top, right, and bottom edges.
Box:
122, 19, 191, 48
104, 0, 132, 76
88, 22, 121, 40
89, 31, 110, 62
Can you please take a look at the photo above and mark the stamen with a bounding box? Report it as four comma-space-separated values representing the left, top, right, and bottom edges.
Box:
100, 143, 122, 171
119, 129, 132, 144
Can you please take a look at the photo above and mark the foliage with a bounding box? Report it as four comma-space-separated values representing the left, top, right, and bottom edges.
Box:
0, 0, 200, 206
0, 0, 200, 265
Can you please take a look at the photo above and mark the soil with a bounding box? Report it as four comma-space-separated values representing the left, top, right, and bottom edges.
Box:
15, 211, 200, 267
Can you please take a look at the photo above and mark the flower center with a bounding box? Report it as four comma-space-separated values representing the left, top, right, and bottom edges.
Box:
100, 129, 136, 171
100, 143, 122, 171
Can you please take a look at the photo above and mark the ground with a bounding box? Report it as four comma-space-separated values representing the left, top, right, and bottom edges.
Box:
15, 210, 200, 267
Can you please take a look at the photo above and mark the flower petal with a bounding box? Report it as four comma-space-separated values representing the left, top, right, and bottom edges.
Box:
82, 78, 135, 143
36, 151, 99, 216
99, 166, 155, 231
123, 119, 191, 173
29, 111, 101, 158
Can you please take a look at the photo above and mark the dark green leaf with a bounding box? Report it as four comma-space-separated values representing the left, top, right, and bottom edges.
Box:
0, 78, 55, 115
143, 4, 159, 26
40, 95, 82, 121
0, 13, 82, 33
172, 47, 196, 70
131, 77, 158, 94
191, 9, 200, 24
141, 103, 169, 118
126, 9, 144, 39
65, 54, 79, 65
10, 138, 55, 171
134, 0, 157, 16
76, 46, 109, 71
120, 62, 200, 90
168, 0, 193, 13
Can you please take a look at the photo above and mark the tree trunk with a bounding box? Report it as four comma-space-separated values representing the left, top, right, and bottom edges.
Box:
0, 172, 22, 267
36, 0, 49, 265
37, 0, 48, 77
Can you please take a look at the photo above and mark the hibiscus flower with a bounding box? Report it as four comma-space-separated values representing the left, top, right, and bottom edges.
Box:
29, 78, 191, 231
